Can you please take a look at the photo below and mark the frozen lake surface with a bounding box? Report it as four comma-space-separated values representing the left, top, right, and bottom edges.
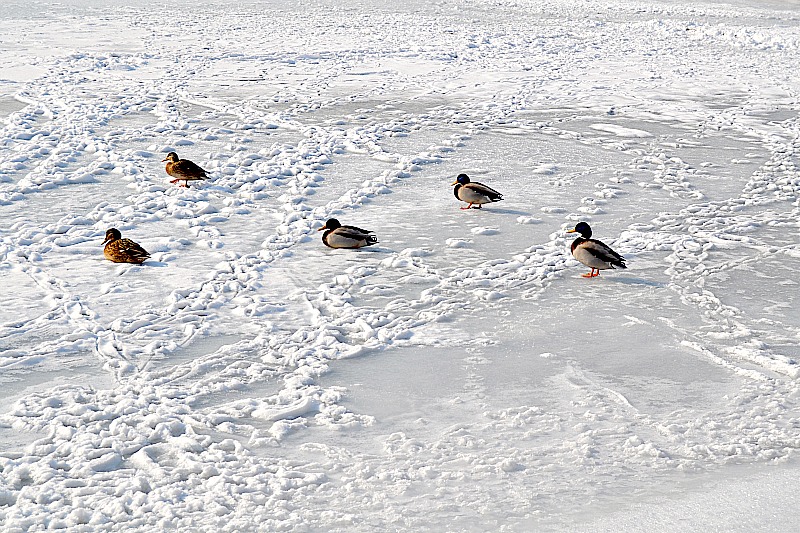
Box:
1, 0, 799, 531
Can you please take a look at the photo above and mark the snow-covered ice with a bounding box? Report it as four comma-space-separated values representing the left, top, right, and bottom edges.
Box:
1, 0, 799, 530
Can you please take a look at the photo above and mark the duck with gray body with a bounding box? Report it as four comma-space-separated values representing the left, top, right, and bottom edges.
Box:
318, 218, 378, 249
567, 222, 626, 277
451, 174, 503, 209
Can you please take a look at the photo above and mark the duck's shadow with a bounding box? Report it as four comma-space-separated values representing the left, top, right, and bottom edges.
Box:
605, 275, 666, 288
355, 246, 395, 254
470, 207, 533, 217
315, 246, 395, 256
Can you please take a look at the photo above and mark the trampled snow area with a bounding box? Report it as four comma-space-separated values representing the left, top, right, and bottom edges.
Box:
1, 0, 799, 530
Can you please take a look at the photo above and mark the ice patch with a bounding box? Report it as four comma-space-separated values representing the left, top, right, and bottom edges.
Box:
590, 123, 654, 138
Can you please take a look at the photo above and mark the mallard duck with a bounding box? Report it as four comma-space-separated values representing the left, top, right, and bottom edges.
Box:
451, 173, 503, 209
162, 152, 208, 188
102, 228, 151, 264
567, 222, 626, 277
317, 218, 378, 249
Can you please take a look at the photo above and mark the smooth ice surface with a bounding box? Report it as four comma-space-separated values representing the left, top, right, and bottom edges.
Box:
1, 0, 800, 531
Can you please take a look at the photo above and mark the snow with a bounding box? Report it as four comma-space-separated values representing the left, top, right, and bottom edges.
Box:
1, 0, 799, 530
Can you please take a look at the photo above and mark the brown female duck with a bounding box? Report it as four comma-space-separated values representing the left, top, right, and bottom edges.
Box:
102, 228, 151, 264
163, 152, 208, 188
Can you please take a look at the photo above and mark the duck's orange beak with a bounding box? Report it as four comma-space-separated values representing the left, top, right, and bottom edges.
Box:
450, 180, 458, 185
566, 228, 577, 233
161, 157, 169, 162
317, 225, 328, 232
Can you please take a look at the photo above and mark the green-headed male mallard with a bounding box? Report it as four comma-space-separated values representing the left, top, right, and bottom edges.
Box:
102, 228, 151, 264
163, 152, 208, 188
567, 222, 626, 278
317, 218, 378, 249
451, 173, 503, 210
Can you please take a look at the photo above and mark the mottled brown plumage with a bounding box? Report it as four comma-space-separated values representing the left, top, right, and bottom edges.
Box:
162, 151, 208, 188
102, 228, 151, 264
